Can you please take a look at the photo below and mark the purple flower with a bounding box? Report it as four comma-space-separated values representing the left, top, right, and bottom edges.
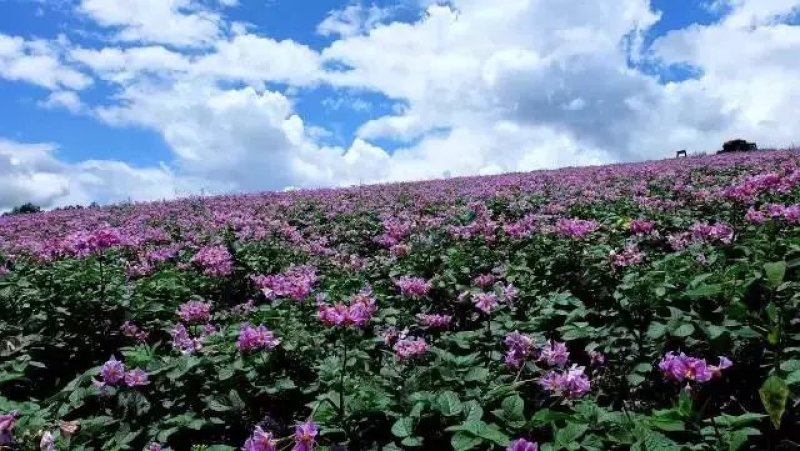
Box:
393, 337, 428, 360
609, 245, 645, 268
540, 365, 591, 399
237, 323, 281, 352
317, 289, 377, 328
395, 276, 432, 298
473, 273, 496, 287
124, 368, 150, 387
540, 340, 569, 367
504, 331, 536, 368
508, 439, 539, 451
416, 313, 452, 329
147, 442, 164, 451
502, 283, 519, 302
191, 245, 233, 277
100, 356, 126, 385
473, 292, 499, 314
177, 300, 212, 323
292, 421, 318, 451
629, 219, 655, 235
251, 266, 318, 301
745, 207, 766, 224
171, 324, 204, 354
658, 352, 729, 383
121, 321, 149, 342
0, 410, 18, 445
242, 426, 277, 451
40, 431, 56, 451
555, 218, 599, 238
589, 351, 605, 366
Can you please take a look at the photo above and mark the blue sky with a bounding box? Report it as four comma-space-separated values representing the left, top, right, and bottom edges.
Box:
1, 0, 799, 209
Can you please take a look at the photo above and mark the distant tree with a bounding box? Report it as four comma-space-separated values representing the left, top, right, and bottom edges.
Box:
7, 202, 42, 215
719, 139, 757, 154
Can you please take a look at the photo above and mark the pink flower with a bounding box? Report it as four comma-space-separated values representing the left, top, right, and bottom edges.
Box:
555, 218, 599, 238
540, 365, 591, 399
177, 300, 212, 323
39, 430, 55, 451
251, 266, 317, 301
504, 331, 536, 368
658, 352, 730, 383
473, 292, 499, 314
508, 439, 539, 451
121, 321, 149, 342
243, 426, 277, 451
393, 337, 428, 360
124, 368, 150, 387
237, 323, 281, 352
317, 289, 377, 328
416, 313, 452, 329
0, 410, 18, 445
540, 340, 569, 367
395, 276, 432, 298
292, 421, 318, 451
190, 245, 233, 277
99, 356, 125, 385
473, 273, 496, 287
629, 219, 655, 235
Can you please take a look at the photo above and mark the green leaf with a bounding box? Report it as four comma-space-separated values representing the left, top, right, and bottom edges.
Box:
501, 395, 524, 420
463, 400, 484, 421
451, 432, 482, 451
686, 284, 722, 299
391, 417, 414, 438
672, 323, 695, 338
401, 436, 423, 447
554, 422, 589, 447
759, 375, 788, 429
647, 323, 667, 339
763, 261, 787, 289
464, 367, 490, 382
436, 391, 463, 417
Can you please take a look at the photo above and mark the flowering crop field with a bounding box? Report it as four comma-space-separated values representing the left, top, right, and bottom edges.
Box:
2, 150, 800, 451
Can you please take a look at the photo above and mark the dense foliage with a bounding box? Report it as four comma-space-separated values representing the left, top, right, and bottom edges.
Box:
2, 150, 800, 450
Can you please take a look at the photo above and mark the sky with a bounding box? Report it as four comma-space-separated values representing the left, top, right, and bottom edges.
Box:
1, 0, 800, 210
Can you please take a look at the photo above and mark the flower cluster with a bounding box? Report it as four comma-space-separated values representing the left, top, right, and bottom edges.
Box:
555, 218, 599, 238
504, 331, 536, 368
508, 439, 539, 451
416, 313, 452, 329
540, 365, 591, 399
0, 410, 18, 445
95, 356, 149, 388
242, 426, 277, 451
690, 222, 734, 244
61, 227, 128, 257
317, 289, 377, 328
629, 219, 656, 235
171, 323, 212, 354
237, 323, 281, 352
177, 300, 213, 323
658, 352, 732, 383
121, 321, 149, 342
473, 292, 499, 314
395, 276, 432, 298
609, 244, 645, 268
251, 266, 318, 301
374, 217, 413, 247
293, 421, 318, 451
393, 337, 428, 360
746, 203, 800, 224
539, 340, 570, 367
190, 245, 234, 277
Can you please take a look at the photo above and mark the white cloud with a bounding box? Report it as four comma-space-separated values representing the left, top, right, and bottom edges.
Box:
5, 0, 800, 210
0, 34, 91, 90
77, 0, 223, 47
39, 91, 85, 113
0, 138, 196, 211
317, 3, 392, 37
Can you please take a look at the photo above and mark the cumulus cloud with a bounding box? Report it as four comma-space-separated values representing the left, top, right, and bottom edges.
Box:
77, 0, 224, 47
317, 3, 392, 38
0, 33, 91, 90
4, 0, 800, 209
